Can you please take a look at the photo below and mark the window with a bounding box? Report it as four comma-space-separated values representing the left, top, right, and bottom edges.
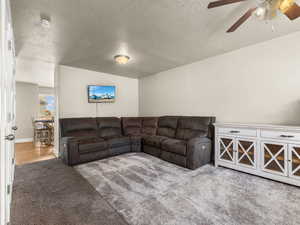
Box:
39, 94, 55, 118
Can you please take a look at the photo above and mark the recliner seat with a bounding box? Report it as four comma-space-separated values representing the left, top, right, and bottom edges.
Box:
60, 116, 215, 169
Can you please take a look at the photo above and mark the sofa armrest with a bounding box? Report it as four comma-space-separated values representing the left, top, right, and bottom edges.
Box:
60, 137, 81, 166
186, 137, 212, 170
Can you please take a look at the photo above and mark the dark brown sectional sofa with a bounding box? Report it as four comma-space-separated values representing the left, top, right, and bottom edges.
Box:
60, 116, 215, 169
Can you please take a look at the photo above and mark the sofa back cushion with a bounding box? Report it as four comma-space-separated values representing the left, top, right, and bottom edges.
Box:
157, 116, 179, 138
122, 117, 142, 136
60, 118, 98, 137
142, 117, 158, 135
176, 117, 215, 140
97, 117, 122, 138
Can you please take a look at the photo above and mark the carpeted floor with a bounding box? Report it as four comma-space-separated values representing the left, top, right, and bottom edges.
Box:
76, 153, 300, 225
11, 159, 128, 225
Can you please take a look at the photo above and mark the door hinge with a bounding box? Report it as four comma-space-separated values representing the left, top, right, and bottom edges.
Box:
7, 112, 13, 122
7, 184, 11, 195
8, 40, 12, 51
12, 158, 14, 164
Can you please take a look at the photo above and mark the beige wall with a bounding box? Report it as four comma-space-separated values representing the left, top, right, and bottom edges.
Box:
15, 82, 39, 140
16, 58, 55, 87
38, 86, 54, 95
58, 65, 139, 118
139, 31, 300, 125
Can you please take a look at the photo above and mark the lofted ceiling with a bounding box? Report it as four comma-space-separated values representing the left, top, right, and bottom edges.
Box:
11, 0, 300, 78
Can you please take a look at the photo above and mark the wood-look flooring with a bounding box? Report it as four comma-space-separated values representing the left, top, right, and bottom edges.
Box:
15, 142, 56, 165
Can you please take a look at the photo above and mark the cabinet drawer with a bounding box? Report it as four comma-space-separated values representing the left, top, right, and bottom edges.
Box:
217, 127, 257, 137
261, 130, 300, 142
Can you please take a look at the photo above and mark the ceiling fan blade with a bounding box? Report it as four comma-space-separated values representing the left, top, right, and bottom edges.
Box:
208, 0, 247, 9
282, 3, 300, 20
227, 7, 257, 33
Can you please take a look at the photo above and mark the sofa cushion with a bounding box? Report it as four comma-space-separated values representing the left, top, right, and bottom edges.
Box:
161, 138, 187, 156
122, 117, 142, 136
60, 118, 98, 137
142, 117, 158, 135
176, 117, 213, 140
106, 136, 131, 148
143, 145, 161, 157
157, 116, 179, 138
143, 135, 168, 148
97, 117, 122, 138
78, 137, 108, 154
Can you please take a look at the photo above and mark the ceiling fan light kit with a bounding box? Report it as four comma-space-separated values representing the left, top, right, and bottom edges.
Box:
207, 0, 300, 32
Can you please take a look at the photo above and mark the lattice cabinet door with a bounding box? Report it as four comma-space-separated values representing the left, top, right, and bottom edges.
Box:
218, 137, 235, 164
236, 139, 256, 169
261, 142, 288, 176
288, 145, 300, 180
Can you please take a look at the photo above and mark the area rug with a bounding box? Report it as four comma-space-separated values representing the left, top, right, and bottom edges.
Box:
11, 159, 128, 225
76, 152, 300, 225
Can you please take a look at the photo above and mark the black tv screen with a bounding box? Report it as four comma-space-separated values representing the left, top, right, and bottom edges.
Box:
88, 85, 116, 103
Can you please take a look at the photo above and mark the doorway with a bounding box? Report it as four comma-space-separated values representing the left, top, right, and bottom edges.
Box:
14, 82, 56, 165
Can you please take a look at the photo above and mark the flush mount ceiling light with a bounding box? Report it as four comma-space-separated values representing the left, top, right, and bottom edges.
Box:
114, 55, 130, 65
40, 16, 51, 28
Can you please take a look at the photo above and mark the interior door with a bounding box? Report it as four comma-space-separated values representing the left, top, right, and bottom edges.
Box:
236, 138, 256, 169
0, 1, 16, 224
5, 20, 15, 224
218, 136, 235, 164
261, 141, 288, 176
288, 144, 300, 180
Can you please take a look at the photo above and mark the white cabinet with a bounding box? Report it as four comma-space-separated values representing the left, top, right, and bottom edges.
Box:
217, 136, 257, 169
236, 138, 257, 169
218, 136, 235, 164
215, 123, 300, 187
289, 144, 300, 180
261, 141, 288, 176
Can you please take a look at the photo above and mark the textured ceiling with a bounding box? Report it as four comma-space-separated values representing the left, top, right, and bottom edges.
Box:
11, 0, 300, 78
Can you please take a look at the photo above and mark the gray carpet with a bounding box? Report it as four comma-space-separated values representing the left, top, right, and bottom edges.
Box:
11, 159, 128, 225
76, 153, 300, 225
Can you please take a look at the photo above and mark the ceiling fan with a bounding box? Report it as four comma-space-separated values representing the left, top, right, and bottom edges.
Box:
207, 0, 300, 32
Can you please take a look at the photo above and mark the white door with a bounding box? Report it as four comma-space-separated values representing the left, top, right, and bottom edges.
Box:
261, 141, 288, 177
288, 144, 300, 180
0, 0, 16, 224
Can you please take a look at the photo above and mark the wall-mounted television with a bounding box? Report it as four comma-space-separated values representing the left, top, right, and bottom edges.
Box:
88, 85, 116, 103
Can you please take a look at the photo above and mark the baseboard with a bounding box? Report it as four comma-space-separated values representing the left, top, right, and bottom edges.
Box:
15, 138, 33, 143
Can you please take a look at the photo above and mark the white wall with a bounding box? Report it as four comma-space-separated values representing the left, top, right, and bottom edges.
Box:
139, 31, 300, 125
15, 58, 55, 87
15, 82, 39, 141
58, 65, 139, 118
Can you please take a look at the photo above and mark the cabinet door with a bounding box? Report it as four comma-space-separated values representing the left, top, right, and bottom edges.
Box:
218, 137, 235, 164
288, 145, 300, 180
261, 142, 288, 176
236, 139, 256, 169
